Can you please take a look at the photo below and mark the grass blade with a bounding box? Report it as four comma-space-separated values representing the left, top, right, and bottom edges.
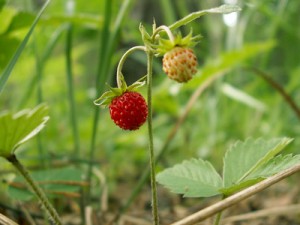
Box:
65, 23, 80, 155
0, 0, 51, 95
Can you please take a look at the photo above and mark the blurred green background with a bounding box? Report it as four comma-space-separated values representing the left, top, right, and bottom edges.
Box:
0, 0, 299, 222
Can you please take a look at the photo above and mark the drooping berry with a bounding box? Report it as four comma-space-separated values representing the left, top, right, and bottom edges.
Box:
109, 91, 148, 130
162, 47, 198, 83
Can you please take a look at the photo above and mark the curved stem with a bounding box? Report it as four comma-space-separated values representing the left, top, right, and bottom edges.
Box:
6, 154, 62, 225
116, 46, 147, 88
152, 25, 175, 43
146, 50, 159, 225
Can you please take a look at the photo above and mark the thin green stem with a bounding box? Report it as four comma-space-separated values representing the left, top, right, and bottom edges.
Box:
66, 23, 80, 155
116, 46, 147, 88
146, 50, 159, 225
6, 154, 62, 225
213, 195, 225, 225
213, 212, 222, 225
86, 0, 112, 202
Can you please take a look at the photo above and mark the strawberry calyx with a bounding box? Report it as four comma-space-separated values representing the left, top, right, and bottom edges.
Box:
94, 74, 147, 107
155, 30, 201, 57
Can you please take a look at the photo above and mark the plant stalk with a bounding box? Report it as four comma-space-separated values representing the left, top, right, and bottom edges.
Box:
66, 23, 80, 155
6, 154, 62, 225
213, 195, 225, 225
213, 211, 222, 225
146, 50, 159, 225
116, 46, 147, 88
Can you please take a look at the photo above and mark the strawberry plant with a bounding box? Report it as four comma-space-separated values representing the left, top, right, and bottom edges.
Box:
93, 4, 242, 225
1, 1, 300, 225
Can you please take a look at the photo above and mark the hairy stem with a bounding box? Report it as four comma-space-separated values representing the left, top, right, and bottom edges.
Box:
6, 154, 62, 225
146, 50, 159, 225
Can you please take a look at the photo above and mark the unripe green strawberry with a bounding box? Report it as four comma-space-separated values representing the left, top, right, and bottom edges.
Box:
162, 47, 198, 83
109, 91, 148, 130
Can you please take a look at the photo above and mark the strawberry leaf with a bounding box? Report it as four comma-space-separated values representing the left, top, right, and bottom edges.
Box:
156, 158, 222, 197
223, 137, 293, 188
0, 104, 49, 157
248, 154, 300, 179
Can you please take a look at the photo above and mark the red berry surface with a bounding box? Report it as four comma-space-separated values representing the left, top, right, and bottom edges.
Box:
162, 47, 198, 83
109, 91, 148, 130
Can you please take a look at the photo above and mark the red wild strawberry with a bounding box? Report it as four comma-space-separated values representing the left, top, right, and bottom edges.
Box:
109, 91, 148, 130
162, 47, 198, 83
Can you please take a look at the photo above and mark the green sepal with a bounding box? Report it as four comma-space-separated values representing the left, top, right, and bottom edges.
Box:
127, 75, 147, 91
93, 90, 116, 107
139, 23, 153, 51
155, 30, 202, 56
94, 75, 147, 107
117, 73, 128, 92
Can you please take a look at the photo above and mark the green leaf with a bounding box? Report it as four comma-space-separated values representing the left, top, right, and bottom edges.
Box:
223, 138, 293, 188
249, 154, 300, 179
156, 158, 222, 197
169, 4, 241, 30
0, 104, 49, 157
0, 0, 50, 95
7, 167, 86, 201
